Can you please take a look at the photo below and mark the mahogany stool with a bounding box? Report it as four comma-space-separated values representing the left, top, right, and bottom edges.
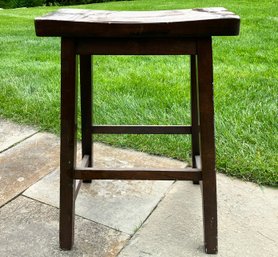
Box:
35, 7, 240, 254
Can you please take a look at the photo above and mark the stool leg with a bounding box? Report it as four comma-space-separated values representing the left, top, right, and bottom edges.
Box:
60, 38, 77, 250
80, 55, 93, 183
190, 55, 200, 185
197, 38, 218, 254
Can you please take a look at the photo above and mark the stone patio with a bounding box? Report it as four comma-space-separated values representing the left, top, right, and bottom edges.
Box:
0, 118, 277, 257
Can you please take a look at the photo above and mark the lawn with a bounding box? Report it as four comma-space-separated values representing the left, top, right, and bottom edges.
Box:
0, 0, 277, 187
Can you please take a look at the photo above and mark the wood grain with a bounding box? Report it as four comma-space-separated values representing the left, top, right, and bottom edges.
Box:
35, 7, 240, 38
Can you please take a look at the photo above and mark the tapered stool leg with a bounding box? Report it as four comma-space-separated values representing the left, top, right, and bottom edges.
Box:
60, 38, 77, 250
80, 55, 93, 183
197, 37, 218, 254
190, 55, 200, 185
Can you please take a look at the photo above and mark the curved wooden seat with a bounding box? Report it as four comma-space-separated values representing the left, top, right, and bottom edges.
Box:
35, 7, 240, 38
34, 7, 240, 254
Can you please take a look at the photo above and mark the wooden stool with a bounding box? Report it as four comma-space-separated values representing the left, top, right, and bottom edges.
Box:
35, 7, 240, 254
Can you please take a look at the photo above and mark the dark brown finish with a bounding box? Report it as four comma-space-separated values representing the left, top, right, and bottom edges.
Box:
74, 167, 202, 181
190, 55, 200, 168
191, 55, 200, 185
197, 38, 217, 254
80, 55, 92, 166
80, 55, 93, 183
35, 8, 240, 38
91, 125, 192, 134
76, 38, 197, 55
35, 7, 240, 255
59, 38, 77, 250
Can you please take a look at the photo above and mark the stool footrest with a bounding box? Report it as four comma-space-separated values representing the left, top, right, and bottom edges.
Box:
74, 167, 202, 180
92, 125, 192, 134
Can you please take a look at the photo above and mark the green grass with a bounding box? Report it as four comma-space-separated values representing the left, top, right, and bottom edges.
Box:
0, 0, 277, 187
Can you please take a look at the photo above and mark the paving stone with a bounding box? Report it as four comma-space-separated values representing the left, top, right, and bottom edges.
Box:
0, 196, 129, 257
93, 143, 188, 171
0, 119, 38, 152
0, 133, 59, 207
24, 169, 172, 235
118, 181, 203, 257
24, 143, 187, 234
118, 176, 278, 257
